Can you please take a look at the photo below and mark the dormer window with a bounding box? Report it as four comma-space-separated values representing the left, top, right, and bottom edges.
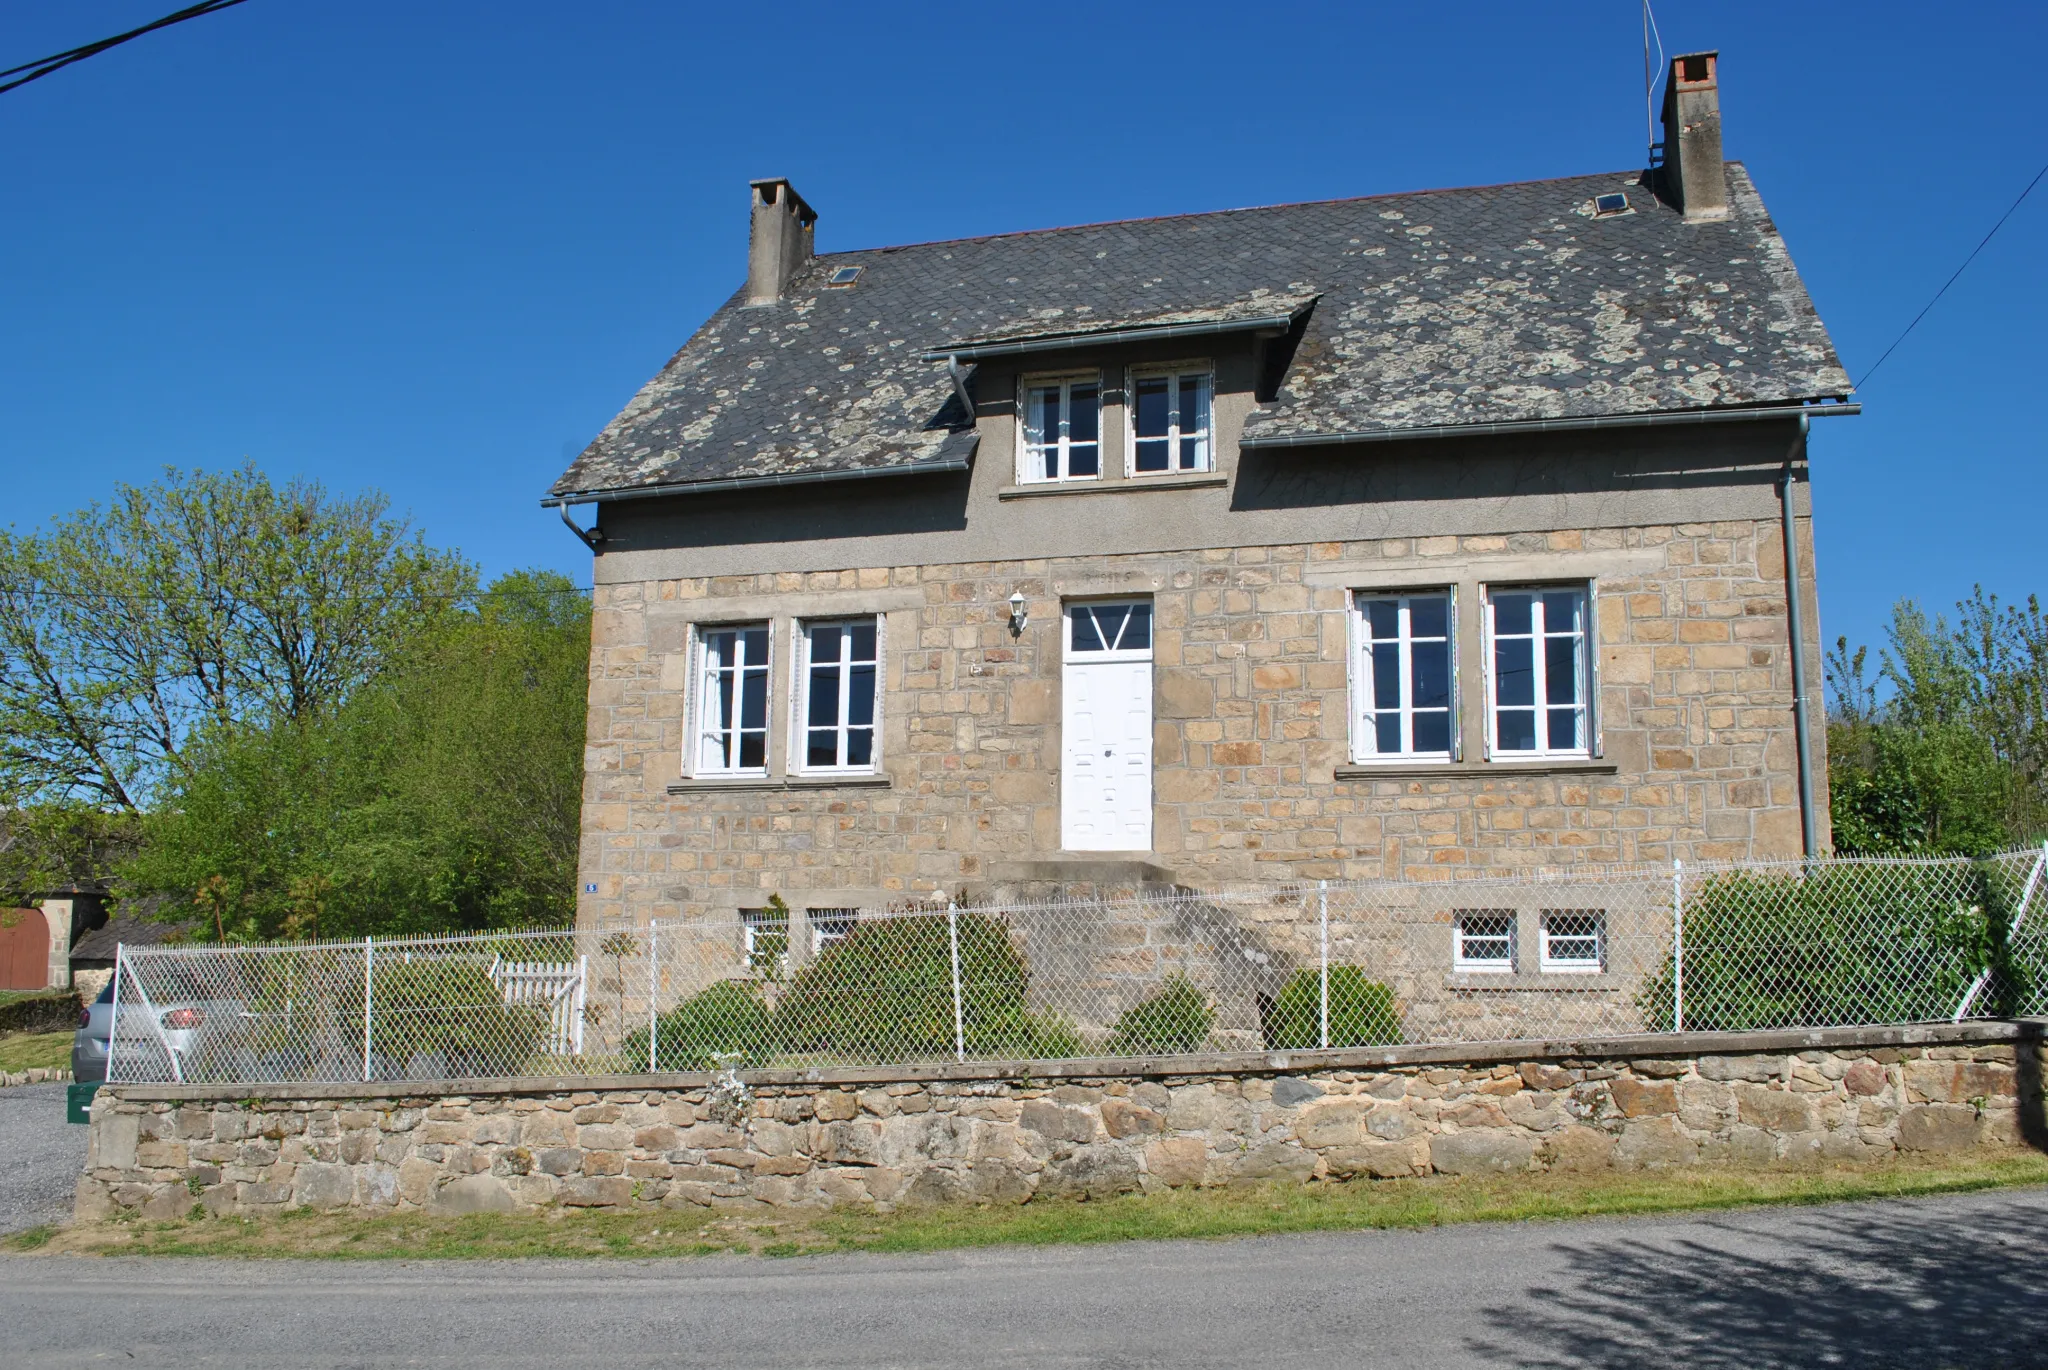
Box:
1129, 365, 1211, 474
1019, 374, 1101, 483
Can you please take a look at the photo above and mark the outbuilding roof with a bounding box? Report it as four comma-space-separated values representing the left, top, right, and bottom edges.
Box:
549, 165, 1848, 502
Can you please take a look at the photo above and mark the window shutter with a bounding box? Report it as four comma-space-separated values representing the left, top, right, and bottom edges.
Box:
1450, 587, 1464, 762
1478, 588, 1493, 761
1586, 581, 1603, 759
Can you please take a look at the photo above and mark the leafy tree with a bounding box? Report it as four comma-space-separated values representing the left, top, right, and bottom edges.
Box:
1826, 590, 2048, 855
121, 571, 590, 938
0, 464, 472, 810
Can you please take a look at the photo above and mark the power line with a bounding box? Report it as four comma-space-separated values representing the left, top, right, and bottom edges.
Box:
1855, 157, 2048, 391
0, 1, 252, 97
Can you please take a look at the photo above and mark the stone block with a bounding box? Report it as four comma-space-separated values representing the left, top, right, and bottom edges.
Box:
398, 1158, 438, 1205
1232, 1142, 1318, 1184
432, 1174, 519, 1215
819, 1121, 882, 1166
1735, 1085, 1818, 1135
1020, 1101, 1097, 1144
1898, 1104, 1979, 1152
1293, 1098, 1369, 1149
1698, 1055, 1783, 1083
1039, 1144, 1141, 1200
1520, 1064, 1573, 1091
1608, 1077, 1677, 1118
559, 1177, 634, 1208
291, 1163, 356, 1209
754, 1155, 812, 1176
1429, 1131, 1536, 1175
814, 1091, 859, 1122
134, 1139, 189, 1170
1144, 1137, 1207, 1188
1324, 1140, 1429, 1179
1844, 1061, 1887, 1097
578, 1124, 634, 1151
141, 1185, 190, 1221
1270, 1078, 1325, 1108
1539, 1126, 1613, 1172
97, 1114, 139, 1171
1101, 1097, 1164, 1138
1614, 1117, 1698, 1169
536, 1148, 583, 1177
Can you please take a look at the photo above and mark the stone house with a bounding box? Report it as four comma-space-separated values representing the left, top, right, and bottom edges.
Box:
548, 52, 1856, 948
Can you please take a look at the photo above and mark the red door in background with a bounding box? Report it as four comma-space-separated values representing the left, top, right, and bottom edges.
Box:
0, 909, 49, 990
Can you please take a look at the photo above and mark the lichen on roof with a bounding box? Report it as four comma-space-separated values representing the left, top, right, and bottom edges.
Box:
551, 166, 1848, 499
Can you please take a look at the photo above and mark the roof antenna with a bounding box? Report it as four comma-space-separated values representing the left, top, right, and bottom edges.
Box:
1642, 0, 1666, 170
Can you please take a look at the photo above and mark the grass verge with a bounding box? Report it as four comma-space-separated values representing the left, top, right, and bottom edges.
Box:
0, 1030, 71, 1074
12, 1149, 2048, 1261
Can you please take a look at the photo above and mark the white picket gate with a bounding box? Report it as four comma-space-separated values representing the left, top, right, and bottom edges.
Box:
490, 954, 587, 1055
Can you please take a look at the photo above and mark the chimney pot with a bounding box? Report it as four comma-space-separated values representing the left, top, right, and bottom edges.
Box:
1658, 51, 1728, 221
746, 177, 817, 306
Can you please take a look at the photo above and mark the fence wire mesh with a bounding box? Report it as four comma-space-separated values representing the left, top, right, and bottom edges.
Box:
107, 846, 2048, 1085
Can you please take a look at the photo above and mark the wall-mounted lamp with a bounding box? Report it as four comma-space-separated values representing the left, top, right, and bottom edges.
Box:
1008, 591, 1029, 636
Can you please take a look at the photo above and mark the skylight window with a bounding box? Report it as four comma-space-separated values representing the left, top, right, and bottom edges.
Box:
1593, 193, 1632, 218
827, 265, 864, 287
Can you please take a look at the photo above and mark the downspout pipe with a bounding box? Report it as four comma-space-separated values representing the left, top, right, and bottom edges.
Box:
1779, 413, 1818, 860
557, 502, 604, 552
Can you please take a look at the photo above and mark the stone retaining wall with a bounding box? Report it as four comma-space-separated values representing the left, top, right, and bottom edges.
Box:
76, 1022, 2043, 1221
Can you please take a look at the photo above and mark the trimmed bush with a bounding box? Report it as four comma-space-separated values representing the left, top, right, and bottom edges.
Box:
1107, 974, 1214, 1056
622, 979, 771, 1071
1264, 966, 1403, 1049
772, 912, 1039, 1062
1637, 863, 2007, 1032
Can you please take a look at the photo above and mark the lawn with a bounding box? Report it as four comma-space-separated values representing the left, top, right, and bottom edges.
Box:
13, 1149, 2048, 1260
0, 1030, 71, 1074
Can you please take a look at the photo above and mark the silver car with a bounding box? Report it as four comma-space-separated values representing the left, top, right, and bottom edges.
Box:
73, 972, 251, 1083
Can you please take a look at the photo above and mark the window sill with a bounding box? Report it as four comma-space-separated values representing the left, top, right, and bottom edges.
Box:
668, 775, 892, 794
1334, 759, 1617, 780
998, 472, 1228, 500
1445, 973, 1619, 992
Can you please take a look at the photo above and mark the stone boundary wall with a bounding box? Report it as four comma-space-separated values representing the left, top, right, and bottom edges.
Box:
76, 1022, 2044, 1222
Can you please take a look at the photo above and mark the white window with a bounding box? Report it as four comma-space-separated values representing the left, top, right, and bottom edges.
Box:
1019, 375, 1101, 482
1129, 366, 1211, 474
741, 906, 789, 977
1454, 910, 1515, 973
695, 623, 770, 774
808, 908, 857, 954
1540, 910, 1605, 973
1486, 586, 1591, 758
1352, 591, 1454, 761
796, 618, 880, 772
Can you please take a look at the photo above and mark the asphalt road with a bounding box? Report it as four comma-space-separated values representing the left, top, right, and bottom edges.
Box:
0, 1082, 87, 1235
6, 1186, 2047, 1369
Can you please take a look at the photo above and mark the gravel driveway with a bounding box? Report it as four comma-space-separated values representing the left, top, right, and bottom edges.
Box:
0, 1083, 87, 1234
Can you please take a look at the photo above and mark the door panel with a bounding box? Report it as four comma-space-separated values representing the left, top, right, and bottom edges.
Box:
1062, 656, 1153, 852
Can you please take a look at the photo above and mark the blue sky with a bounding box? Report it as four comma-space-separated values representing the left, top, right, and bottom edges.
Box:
3, 1, 2043, 666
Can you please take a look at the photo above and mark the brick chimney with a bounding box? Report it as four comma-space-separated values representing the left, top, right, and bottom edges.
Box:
1658, 51, 1728, 221
746, 177, 816, 306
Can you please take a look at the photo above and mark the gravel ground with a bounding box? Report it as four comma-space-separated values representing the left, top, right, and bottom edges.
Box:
0, 1082, 87, 1234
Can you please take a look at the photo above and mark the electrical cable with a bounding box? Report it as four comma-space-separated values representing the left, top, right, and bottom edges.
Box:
1855, 158, 2048, 390
0, 1, 251, 97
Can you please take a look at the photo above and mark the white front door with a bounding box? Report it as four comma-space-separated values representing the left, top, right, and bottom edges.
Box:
1061, 601, 1154, 851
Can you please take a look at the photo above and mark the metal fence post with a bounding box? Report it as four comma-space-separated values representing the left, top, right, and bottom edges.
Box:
1671, 859, 1685, 1034
108, 943, 125, 1085
1318, 880, 1330, 1050
362, 936, 374, 1083
947, 902, 965, 1064
647, 920, 659, 1072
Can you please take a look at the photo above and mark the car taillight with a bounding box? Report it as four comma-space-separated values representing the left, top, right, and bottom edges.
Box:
161, 1007, 204, 1030
79, 1008, 92, 1028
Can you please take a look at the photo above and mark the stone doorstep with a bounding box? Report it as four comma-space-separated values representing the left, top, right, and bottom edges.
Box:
97, 1020, 2038, 1106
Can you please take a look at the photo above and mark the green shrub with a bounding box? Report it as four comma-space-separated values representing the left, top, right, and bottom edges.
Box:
369, 958, 549, 1076
1107, 974, 1214, 1055
1637, 863, 2006, 1032
622, 980, 771, 1071
771, 912, 1036, 1062
1264, 966, 1403, 1049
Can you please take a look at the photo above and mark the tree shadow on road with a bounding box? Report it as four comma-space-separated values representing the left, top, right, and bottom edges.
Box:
1465, 1195, 2048, 1370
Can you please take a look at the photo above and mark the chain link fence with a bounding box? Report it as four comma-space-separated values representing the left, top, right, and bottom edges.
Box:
106, 846, 2048, 1085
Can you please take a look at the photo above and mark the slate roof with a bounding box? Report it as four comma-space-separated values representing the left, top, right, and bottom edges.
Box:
549, 165, 1848, 500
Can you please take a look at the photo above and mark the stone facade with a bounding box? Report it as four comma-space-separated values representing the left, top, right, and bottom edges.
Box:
581, 516, 1825, 929
76, 1023, 2032, 1221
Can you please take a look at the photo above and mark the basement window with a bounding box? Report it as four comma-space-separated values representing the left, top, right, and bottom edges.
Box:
1540, 910, 1605, 973
1454, 910, 1516, 974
